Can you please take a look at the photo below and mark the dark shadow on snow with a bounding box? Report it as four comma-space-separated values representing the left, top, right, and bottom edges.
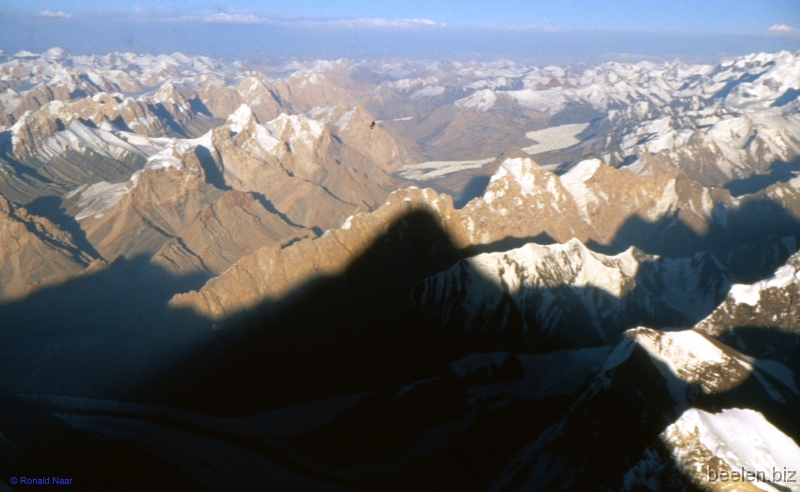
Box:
771, 87, 800, 108
724, 158, 800, 197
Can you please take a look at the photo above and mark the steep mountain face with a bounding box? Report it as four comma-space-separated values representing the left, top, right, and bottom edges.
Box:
272, 69, 357, 113
457, 157, 593, 244
59, 135, 316, 284
697, 249, 800, 334
662, 407, 800, 491
0, 50, 419, 302
452, 155, 738, 252
469, 156, 800, 278
488, 326, 799, 491
66, 140, 224, 262
0, 195, 96, 300
412, 239, 730, 347
4, 103, 150, 189
306, 103, 420, 172
694, 249, 800, 379
206, 104, 402, 231
197, 73, 286, 122
152, 189, 310, 277
0, 48, 224, 127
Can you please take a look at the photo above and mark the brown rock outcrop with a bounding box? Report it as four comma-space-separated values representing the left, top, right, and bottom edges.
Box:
0, 195, 94, 300
209, 105, 399, 232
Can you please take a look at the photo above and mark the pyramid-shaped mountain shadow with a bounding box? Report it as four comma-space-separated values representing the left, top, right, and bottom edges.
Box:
138, 208, 532, 416
0, 183, 798, 406
135, 192, 800, 416
1, 205, 798, 491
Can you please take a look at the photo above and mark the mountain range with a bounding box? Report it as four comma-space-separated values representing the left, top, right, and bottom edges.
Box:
1, 47, 799, 491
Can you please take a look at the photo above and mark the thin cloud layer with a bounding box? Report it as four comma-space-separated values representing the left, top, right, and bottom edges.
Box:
196, 13, 267, 24
295, 18, 444, 28
122, 7, 446, 29
768, 24, 799, 35
152, 11, 442, 29
38, 10, 72, 20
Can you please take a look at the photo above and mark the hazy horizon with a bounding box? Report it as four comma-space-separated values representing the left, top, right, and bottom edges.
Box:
1, 1, 799, 64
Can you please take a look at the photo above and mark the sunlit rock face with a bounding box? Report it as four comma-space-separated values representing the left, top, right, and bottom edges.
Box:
170, 186, 468, 319
0, 194, 96, 300
696, 250, 800, 335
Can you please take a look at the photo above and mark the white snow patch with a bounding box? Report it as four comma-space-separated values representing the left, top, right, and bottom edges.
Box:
729, 264, 800, 306
492, 157, 542, 196
340, 215, 353, 230
397, 158, 495, 181
630, 327, 756, 399
522, 123, 590, 154
560, 158, 602, 220
75, 180, 133, 220
635, 329, 742, 375
144, 143, 184, 171
228, 104, 254, 134
667, 408, 800, 491
410, 85, 445, 99
335, 108, 356, 131
455, 89, 497, 112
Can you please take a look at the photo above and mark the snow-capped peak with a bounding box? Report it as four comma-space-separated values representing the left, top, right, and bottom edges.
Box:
455, 89, 498, 112
664, 407, 800, 491
265, 113, 324, 151
488, 157, 544, 196
728, 263, 800, 306
227, 104, 256, 134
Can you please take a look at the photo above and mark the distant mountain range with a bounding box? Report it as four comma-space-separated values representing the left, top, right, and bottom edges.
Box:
1, 47, 799, 491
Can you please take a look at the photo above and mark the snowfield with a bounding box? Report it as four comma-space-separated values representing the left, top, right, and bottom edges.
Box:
665, 407, 800, 492
397, 157, 496, 180
522, 123, 590, 154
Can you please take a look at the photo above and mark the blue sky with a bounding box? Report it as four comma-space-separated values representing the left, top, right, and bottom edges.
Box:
1, 0, 798, 61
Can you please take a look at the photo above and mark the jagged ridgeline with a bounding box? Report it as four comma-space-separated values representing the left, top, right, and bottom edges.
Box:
0, 47, 799, 491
